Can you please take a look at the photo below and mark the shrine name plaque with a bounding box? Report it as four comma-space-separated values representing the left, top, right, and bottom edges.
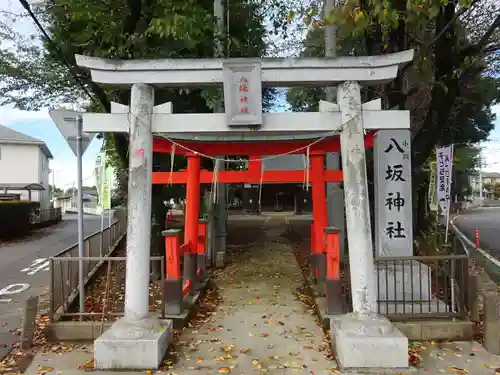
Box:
223, 60, 263, 127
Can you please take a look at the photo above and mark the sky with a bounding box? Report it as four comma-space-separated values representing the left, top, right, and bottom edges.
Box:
482, 105, 500, 173
0, 0, 499, 190
0, 105, 103, 189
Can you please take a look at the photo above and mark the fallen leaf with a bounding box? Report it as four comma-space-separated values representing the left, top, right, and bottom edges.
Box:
76, 359, 94, 372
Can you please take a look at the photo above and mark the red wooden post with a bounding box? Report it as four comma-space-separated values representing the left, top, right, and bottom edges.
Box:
310, 153, 327, 286
197, 218, 208, 279
325, 229, 340, 280
324, 227, 343, 314
162, 229, 183, 315
184, 154, 201, 294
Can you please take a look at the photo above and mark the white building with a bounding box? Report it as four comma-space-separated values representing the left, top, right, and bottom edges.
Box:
53, 188, 99, 214
0, 125, 53, 209
469, 171, 500, 198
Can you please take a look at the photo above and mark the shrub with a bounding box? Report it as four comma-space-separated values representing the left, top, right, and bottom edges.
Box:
0, 201, 40, 239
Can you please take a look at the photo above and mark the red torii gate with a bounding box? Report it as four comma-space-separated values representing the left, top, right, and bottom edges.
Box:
152, 132, 375, 295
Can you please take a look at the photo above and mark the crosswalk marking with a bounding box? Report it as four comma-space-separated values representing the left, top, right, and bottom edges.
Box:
21, 258, 50, 275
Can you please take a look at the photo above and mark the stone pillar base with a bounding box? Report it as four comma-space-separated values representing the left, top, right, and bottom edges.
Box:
215, 251, 225, 268
94, 317, 173, 370
330, 313, 408, 370
164, 279, 183, 315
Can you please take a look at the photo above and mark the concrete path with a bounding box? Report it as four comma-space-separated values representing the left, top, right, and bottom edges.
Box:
18, 216, 500, 374
0, 214, 111, 360
22, 340, 500, 375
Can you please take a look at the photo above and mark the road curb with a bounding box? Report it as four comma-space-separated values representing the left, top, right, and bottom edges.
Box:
451, 214, 500, 269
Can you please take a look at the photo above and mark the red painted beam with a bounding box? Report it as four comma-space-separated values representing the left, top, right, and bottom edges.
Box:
153, 132, 375, 155
152, 169, 343, 184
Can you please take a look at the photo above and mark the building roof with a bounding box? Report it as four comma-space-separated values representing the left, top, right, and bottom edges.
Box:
55, 193, 98, 200
470, 172, 500, 179
0, 183, 46, 191
483, 172, 500, 179
0, 125, 53, 159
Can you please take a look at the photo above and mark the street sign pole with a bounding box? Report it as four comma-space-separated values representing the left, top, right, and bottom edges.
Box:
76, 116, 85, 319
50, 109, 95, 321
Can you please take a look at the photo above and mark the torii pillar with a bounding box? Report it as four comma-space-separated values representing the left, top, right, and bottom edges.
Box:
329, 81, 408, 370
93, 85, 173, 370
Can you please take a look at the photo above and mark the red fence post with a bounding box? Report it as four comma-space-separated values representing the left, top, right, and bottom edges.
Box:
162, 229, 183, 315
324, 227, 343, 315
197, 218, 208, 280
310, 153, 328, 287
184, 154, 201, 294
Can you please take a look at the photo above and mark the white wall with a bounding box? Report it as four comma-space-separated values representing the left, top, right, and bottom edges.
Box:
38, 148, 50, 209
0, 143, 50, 209
262, 154, 305, 171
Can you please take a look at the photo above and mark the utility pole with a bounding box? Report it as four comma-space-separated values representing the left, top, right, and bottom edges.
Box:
324, 0, 345, 260
479, 155, 484, 206
214, 0, 227, 267
76, 116, 85, 319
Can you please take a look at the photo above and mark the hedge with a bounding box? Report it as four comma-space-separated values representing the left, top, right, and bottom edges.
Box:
0, 201, 40, 239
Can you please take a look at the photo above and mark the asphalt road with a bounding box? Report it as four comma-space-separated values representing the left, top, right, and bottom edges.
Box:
454, 206, 500, 282
0, 214, 111, 359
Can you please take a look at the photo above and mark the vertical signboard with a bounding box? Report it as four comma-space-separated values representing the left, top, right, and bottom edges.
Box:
95, 152, 105, 215
428, 161, 438, 212
374, 130, 413, 257
96, 152, 112, 214
435, 145, 453, 217
101, 165, 112, 211
222, 60, 262, 127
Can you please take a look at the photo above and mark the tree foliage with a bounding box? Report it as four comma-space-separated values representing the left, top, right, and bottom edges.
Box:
0, 0, 293, 256
286, 0, 500, 232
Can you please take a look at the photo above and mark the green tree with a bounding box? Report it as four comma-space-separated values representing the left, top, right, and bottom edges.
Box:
0, 0, 287, 258
48, 185, 63, 197
286, 0, 500, 233
493, 183, 500, 199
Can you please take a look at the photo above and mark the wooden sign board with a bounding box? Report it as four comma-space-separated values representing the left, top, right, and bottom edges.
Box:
223, 60, 262, 127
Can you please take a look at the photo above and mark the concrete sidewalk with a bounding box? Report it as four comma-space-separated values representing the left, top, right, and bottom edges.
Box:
19, 217, 500, 374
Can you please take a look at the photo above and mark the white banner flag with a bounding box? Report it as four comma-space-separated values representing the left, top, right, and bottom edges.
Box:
436, 145, 454, 217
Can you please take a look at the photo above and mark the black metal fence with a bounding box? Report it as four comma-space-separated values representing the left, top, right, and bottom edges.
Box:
343, 231, 471, 320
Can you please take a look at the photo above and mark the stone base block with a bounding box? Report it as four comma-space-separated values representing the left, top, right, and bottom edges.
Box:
331, 313, 408, 370
377, 298, 448, 315
94, 318, 173, 370
376, 261, 431, 301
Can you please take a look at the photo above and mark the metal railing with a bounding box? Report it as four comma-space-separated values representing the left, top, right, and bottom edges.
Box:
49, 256, 164, 321
374, 254, 469, 320
49, 213, 127, 321
31, 207, 62, 224
342, 232, 470, 320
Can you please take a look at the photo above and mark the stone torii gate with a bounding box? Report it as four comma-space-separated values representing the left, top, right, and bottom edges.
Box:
76, 50, 414, 371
